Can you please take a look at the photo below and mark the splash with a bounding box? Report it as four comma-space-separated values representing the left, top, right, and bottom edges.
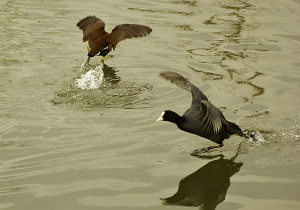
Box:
248, 131, 265, 144
76, 66, 104, 90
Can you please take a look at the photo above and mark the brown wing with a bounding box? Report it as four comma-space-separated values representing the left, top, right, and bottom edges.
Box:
109, 24, 152, 50
77, 16, 105, 42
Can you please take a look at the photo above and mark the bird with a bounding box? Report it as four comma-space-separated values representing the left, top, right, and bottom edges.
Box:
156, 71, 256, 155
77, 16, 152, 66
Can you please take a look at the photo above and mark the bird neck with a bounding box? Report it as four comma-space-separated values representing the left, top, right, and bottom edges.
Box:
168, 112, 183, 124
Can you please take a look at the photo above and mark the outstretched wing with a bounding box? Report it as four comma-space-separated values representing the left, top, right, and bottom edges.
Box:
77, 16, 105, 42
109, 24, 152, 50
159, 71, 190, 91
159, 71, 227, 134
159, 71, 208, 107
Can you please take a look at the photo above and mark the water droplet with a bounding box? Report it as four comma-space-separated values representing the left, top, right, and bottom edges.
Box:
76, 66, 104, 90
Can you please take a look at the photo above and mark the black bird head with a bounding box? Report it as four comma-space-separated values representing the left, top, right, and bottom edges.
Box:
156, 110, 181, 124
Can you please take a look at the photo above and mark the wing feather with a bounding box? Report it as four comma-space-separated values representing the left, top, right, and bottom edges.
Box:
77, 16, 105, 42
159, 71, 208, 107
201, 100, 227, 134
159, 71, 228, 135
110, 24, 152, 50
159, 71, 190, 91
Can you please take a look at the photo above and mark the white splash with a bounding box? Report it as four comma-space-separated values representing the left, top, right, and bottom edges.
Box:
248, 131, 265, 144
76, 66, 104, 90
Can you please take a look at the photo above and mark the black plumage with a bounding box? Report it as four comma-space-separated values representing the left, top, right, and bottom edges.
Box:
157, 71, 255, 155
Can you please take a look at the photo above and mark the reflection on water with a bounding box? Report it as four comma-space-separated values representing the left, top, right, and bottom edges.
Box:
187, 0, 266, 101
161, 151, 242, 209
0, 0, 299, 209
127, 7, 194, 16
102, 63, 121, 84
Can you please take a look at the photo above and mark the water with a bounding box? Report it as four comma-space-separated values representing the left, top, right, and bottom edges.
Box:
76, 66, 104, 90
0, 0, 299, 209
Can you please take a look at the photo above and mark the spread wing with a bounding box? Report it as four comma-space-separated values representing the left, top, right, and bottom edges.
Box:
109, 24, 152, 50
159, 71, 227, 134
159, 71, 208, 106
77, 16, 105, 42
159, 71, 191, 91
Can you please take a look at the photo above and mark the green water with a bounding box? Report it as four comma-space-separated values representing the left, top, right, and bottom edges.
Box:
0, 0, 299, 209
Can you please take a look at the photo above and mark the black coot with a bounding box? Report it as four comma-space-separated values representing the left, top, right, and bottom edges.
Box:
156, 71, 255, 155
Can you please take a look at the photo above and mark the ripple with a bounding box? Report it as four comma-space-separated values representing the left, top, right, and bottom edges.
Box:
52, 63, 153, 110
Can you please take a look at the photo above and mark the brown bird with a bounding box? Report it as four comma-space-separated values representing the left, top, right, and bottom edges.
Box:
77, 16, 152, 65
156, 71, 256, 155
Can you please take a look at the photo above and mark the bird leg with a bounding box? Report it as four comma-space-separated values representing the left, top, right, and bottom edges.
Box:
84, 56, 90, 65
81, 56, 90, 69
190, 143, 224, 157
101, 56, 107, 63
80, 44, 91, 68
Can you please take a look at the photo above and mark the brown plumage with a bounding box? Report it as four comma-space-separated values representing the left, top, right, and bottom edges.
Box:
77, 16, 152, 64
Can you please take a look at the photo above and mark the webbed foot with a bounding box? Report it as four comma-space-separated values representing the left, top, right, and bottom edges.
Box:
159, 198, 167, 204
101, 55, 113, 62
190, 144, 223, 157
190, 147, 210, 156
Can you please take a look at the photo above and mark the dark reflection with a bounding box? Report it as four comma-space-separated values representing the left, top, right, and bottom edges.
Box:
203, 12, 245, 43
102, 63, 121, 84
187, 65, 224, 81
127, 7, 193, 16
245, 110, 269, 118
175, 24, 193, 31
246, 71, 264, 80
161, 150, 242, 209
186, 1, 265, 100
236, 80, 264, 97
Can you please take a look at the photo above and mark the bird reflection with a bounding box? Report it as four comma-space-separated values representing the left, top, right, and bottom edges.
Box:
102, 63, 121, 84
160, 150, 242, 210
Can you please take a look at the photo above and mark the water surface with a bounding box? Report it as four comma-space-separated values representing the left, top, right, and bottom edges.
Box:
0, 0, 299, 209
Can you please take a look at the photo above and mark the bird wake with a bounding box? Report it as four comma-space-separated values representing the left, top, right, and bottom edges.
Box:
76, 65, 104, 90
